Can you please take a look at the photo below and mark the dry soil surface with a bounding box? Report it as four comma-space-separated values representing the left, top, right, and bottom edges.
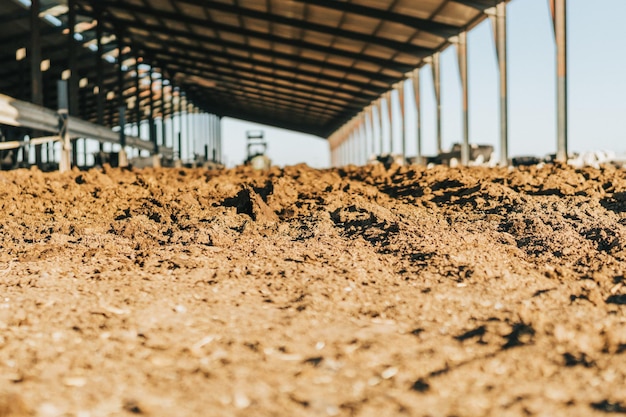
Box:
1, 163, 626, 417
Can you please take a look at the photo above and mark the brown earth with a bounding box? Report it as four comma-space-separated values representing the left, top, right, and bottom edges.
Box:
1, 163, 626, 417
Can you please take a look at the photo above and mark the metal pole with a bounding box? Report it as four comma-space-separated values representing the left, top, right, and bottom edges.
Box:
218, 116, 222, 164
80, 87, 87, 166
160, 85, 167, 148
186, 101, 191, 162
354, 126, 359, 164
496, 2, 508, 165
180, 95, 186, 160
347, 131, 352, 165
68, 0, 79, 166
108, 95, 114, 128
377, 99, 383, 155
338, 140, 343, 167
149, 65, 156, 153
554, 0, 568, 161
134, 61, 141, 142
457, 32, 470, 166
168, 86, 174, 148
208, 114, 212, 162
96, 11, 105, 152
175, 90, 181, 160
191, 105, 195, 162
210, 115, 215, 162
31, 0, 43, 167
207, 114, 211, 162
336, 141, 340, 167
396, 82, 406, 159
58, 80, 71, 173
119, 106, 126, 158
117, 39, 128, 166
412, 68, 422, 164
432, 52, 442, 154
386, 91, 393, 154
368, 106, 375, 157
117, 38, 126, 150
361, 114, 368, 164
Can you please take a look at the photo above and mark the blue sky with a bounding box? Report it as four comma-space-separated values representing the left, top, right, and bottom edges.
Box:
223, 0, 626, 168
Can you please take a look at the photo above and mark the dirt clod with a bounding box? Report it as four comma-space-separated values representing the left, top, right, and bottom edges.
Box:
1, 163, 626, 416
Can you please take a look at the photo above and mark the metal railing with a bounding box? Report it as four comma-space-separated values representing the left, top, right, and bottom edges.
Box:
0, 93, 166, 155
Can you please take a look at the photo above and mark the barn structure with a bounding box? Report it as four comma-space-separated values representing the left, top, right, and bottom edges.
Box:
0, 0, 568, 171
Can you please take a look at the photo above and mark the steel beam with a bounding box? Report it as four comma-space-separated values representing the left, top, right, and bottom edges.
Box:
361, 114, 368, 164
101, 1, 421, 71
412, 69, 422, 164
396, 82, 406, 158
160, 85, 167, 147
386, 91, 393, 154
178, 0, 432, 56
58, 81, 71, 172
96, 12, 105, 152
172, 87, 178, 159
30, 0, 43, 166
169, 86, 175, 149
431, 52, 442, 154
377, 99, 383, 155
134, 62, 141, 137
116, 19, 398, 85
68, 0, 80, 166
457, 32, 470, 166
217, 117, 222, 164
368, 106, 375, 156
68, 1, 79, 115
149, 66, 156, 152
495, 2, 508, 165
117, 37, 126, 150
552, 0, 568, 161
291, 0, 460, 38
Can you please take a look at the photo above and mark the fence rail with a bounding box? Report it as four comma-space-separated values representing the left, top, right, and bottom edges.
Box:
0, 93, 167, 155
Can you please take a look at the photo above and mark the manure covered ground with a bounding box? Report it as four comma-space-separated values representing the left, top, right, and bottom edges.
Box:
1, 163, 626, 417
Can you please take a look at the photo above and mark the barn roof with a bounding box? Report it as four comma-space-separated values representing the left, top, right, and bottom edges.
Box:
0, 0, 496, 138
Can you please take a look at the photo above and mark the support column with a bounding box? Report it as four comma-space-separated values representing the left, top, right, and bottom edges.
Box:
412, 68, 422, 164
354, 125, 359, 164
149, 65, 156, 153
189, 105, 195, 161
117, 37, 128, 166
186, 99, 191, 162
160, 84, 167, 148
368, 106, 375, 157
134, 60, 141, 140
30, 0, 43, 167
396, 82, 406, 159
95, 11, 105, 152
432, 52, 442, 154
457, 32, 470, 166
360, 112, 369, 165
68, 0, 79, 166
495, 2, 508, 165
386, 91, 393, 154
58, 81, 71, 173
551, 0, 568, 161
336, 141, 341, 167
377, 99, 384, 155
208, 114, 212, 161
347, 131, 352, 165
169, 86, 175, 149
217, 116, 222, 164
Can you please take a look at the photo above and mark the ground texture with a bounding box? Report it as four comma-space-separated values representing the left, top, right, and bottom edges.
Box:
1, 163, 626, 417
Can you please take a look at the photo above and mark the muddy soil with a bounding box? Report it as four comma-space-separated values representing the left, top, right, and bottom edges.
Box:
1, 163, 626, 417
